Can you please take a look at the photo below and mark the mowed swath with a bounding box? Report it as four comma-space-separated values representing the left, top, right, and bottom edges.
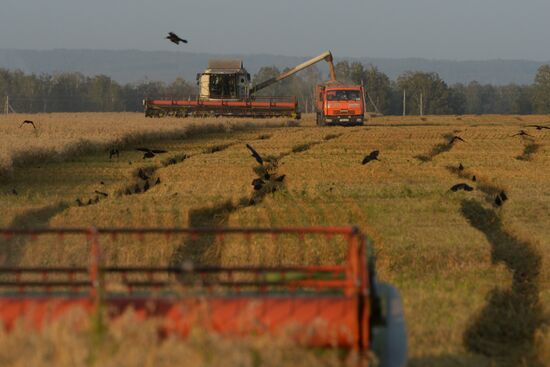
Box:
0, 113, 549, 366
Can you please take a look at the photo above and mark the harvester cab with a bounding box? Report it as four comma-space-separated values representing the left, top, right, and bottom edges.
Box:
196, 59, 251, 100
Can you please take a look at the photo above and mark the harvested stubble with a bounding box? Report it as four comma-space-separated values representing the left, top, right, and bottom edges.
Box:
0, 113, 287, 174
0, 113, 549, 366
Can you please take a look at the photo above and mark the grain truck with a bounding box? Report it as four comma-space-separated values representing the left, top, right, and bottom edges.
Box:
315, 84, 365, 126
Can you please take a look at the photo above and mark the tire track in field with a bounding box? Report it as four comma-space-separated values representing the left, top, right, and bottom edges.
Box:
119, 141, 239, 197
516, 140, 541, 161
0, 130, 280, 267
169, 132, 355, 266
446, 166, 546, 365
120, 133, 274, 197
445, 165, 503, 205
415, 133, 458, 162
460, 200, 545, 366
0, 202, 69, 266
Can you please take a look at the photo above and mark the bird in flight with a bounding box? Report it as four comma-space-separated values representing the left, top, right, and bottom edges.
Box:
449, 136, 466, 144
136, 147, 168, 159
362, 150, 380, 165
511, 130, 533, 137
166, 32, 187, 45
20, 120, 36, 129
450, 183, 474, 192
526, 125, 550, 130
246, 144, 264, 165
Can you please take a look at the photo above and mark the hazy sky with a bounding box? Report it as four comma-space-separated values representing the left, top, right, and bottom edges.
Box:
1, 0, 549, 60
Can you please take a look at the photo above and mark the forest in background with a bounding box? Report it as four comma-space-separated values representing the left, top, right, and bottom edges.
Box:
2, 61, 550, 115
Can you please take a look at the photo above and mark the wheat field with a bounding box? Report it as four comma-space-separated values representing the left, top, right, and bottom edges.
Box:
0, 113, 549, 366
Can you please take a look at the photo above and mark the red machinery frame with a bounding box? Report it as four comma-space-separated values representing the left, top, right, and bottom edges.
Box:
144, 96, 300, 118
0, 226, 372, 352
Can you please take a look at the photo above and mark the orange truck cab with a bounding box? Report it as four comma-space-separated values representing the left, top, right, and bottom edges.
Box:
315, 85, 365, 126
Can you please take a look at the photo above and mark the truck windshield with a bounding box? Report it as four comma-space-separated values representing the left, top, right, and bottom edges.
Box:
326, 90, 361, 101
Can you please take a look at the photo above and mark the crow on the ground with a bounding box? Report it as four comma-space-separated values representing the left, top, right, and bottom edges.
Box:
100, 181, 105, 185
526, 125, 550, 130
450, 183, 474, 192
136, 148, 168, 159
109, 148, 119, 160
449, 136, 466, 144
20, 120, 36, 129
362, 150, 380, 165
166, 32, 188, 45
472, 175, 477, 182
252, 178, 264, 191
494, 191, 508, 206
94, 190, 108, 197
511, 130, 533, 137
458, 163, 464, 171
138, 168, 149, 181
246, 144, 264, 165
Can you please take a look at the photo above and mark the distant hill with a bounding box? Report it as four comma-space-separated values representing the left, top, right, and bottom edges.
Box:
0, 49, 546, 85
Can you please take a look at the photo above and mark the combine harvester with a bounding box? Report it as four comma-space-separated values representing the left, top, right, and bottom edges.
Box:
0, 226, 406, 366
144, 51, 366, 125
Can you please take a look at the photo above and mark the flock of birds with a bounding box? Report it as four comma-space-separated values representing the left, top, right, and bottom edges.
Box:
12, 90, 549, 213
125, 168, 161, 195
449, 161, 510, 207
245, 144, 286, 195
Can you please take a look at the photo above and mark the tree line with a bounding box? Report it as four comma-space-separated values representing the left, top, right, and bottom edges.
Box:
254, 62, 550, 115
2, 63, 550, 114
0, 69, 194, 113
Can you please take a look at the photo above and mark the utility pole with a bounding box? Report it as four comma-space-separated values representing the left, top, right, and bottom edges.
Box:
420, 92, 423, 116
402, 90, 406, 116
